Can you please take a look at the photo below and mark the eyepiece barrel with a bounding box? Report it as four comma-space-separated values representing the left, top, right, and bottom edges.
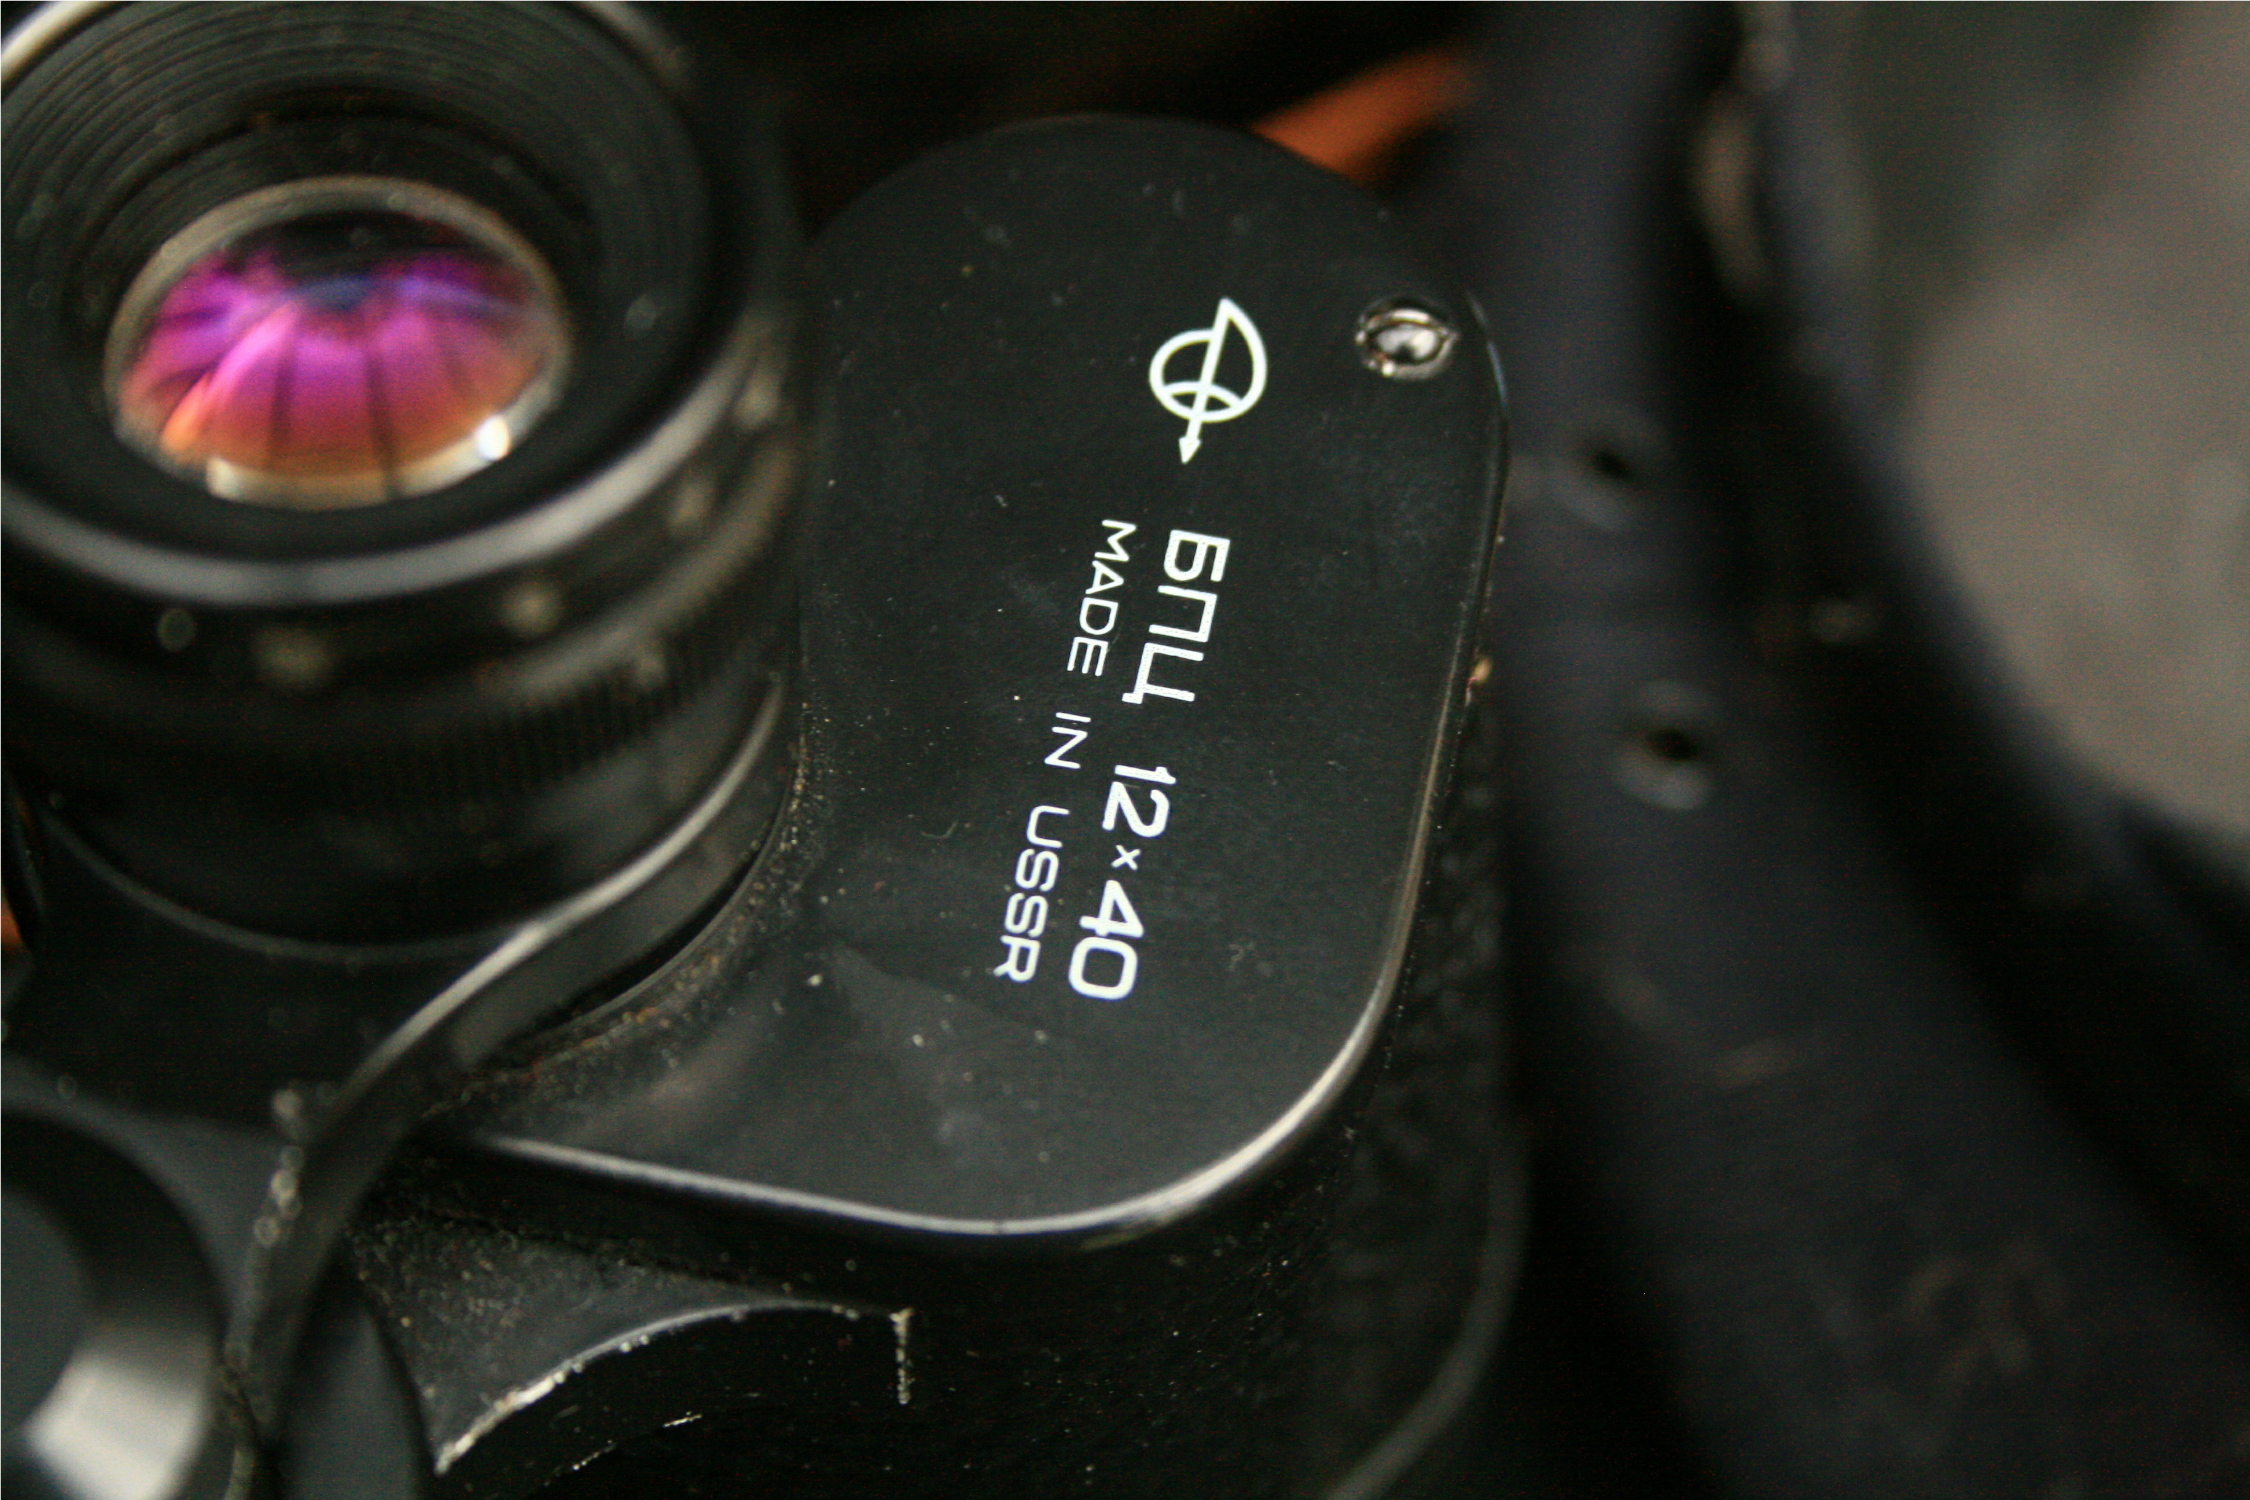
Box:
3, 2, 805, 942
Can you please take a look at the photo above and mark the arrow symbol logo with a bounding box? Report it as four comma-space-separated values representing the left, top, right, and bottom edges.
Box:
1148, 297, 1268, 463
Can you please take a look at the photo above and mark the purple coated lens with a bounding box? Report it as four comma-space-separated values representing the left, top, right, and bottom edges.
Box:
110, 185, 565, 507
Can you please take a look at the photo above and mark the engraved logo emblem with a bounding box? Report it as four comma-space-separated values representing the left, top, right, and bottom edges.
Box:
1148, 297, 1267, 463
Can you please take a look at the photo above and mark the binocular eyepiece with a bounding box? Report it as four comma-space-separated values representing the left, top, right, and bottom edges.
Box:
5, 1, 803, 942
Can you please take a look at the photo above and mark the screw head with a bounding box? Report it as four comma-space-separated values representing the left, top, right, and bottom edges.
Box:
1356, 300, 1458, 380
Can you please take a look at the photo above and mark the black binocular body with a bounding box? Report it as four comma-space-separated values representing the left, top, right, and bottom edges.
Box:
4, 6, 1511, 1497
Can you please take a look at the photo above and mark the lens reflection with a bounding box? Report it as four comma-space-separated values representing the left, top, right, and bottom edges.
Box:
110, 187, 565, 508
